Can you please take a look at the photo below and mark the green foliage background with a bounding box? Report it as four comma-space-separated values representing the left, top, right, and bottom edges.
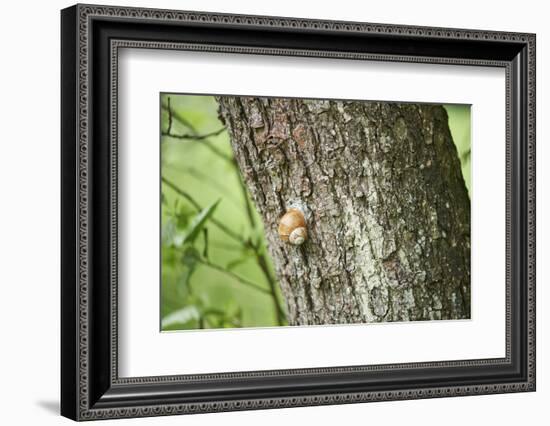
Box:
160, 95, 471, 331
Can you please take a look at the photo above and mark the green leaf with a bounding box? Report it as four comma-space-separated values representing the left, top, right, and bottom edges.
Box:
161, 218, 177, 246
161, 306, 201, 329
176, 266, 194, 297
175, 203, 195, 230
181, 199, 221, 245
177, 246, 200, 293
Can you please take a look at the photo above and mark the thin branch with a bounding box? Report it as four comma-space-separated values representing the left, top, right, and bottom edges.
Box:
161, 101, 233, 163
180, 165, 242, 208
195, 257, 271, 295
161, 103, 196, 133
461, 149, 471, 163
161, 176, 245, 245
172, 245, 270, 296
233, 170, 285, 324
255, 249, 285, 324
202, 228, 209, 260
162, 130, 233, 164
210, 240, 245, 252
161, 127, 226, 141
166, 96, 173, 134
161, 176, 201, 210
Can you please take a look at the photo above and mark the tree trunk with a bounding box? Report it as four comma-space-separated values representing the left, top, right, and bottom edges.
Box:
216, 97, 470, 326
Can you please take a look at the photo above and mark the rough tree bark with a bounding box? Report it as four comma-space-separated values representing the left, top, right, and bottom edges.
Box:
216, 97, 470, 326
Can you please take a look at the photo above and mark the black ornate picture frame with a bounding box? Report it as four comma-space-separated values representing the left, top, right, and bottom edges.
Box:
61, 4, 536, 421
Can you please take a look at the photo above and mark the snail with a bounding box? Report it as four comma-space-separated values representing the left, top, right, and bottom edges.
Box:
278, 208, 307, 245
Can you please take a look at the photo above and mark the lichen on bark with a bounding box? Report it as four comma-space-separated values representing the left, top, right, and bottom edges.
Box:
216, 96, 471, 326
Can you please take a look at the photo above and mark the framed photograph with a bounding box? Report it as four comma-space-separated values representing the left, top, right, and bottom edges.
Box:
61, 4, 536, 421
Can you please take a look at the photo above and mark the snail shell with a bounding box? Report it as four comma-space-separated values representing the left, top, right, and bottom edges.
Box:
278, 208, 307, 245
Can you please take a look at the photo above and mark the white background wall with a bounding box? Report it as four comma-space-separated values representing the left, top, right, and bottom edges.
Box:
0, 0, 547, 424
